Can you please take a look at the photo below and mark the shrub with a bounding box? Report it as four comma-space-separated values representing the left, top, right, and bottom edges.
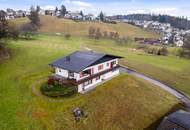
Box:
88, 26, 96, 38
159, 47, 168, 56
94, 28, 102, 39
65, 33, 71, 40
41, 82, 77, 97
145, 46, 168, 56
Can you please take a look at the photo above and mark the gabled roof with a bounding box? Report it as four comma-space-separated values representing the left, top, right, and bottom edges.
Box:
50, 51, 122, 73
167, 110, 190, 128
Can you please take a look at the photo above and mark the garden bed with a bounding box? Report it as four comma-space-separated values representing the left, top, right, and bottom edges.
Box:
41, 82, 77, 97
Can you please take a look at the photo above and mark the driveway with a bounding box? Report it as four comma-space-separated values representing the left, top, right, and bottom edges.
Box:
119, 66, 190, 110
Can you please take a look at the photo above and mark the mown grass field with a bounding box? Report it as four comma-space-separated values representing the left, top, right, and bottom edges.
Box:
0, 34, 180, 130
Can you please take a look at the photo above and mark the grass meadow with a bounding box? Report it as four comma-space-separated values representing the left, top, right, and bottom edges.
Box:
0, 34, 180, 130
2, 16, 190, 129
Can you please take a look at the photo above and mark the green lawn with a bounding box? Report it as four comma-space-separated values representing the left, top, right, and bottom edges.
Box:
79, 38, 190, 96
0, 34, 179, 130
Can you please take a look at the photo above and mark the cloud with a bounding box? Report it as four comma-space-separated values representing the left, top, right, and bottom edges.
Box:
43, 5, 56, 10
63, 0, 93, 8
150, 8, 178, 14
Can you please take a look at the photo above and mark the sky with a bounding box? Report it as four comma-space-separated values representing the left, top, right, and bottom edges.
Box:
0, 0, 190, 18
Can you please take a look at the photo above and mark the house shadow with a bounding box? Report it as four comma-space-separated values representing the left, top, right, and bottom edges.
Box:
144, 103, 187, 130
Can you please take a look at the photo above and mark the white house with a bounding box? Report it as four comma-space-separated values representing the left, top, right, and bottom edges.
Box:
64, 11, 83, 20
84, 14, 95, 21
50, 51, 122, 93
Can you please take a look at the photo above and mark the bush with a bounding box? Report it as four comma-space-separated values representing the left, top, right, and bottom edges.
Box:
64, 33, 71, 40
19, 23, 37, 40
41, 82, 77, 97
159, 47, 168, 56
145, 46, 168, 56
179, 49, 190, 58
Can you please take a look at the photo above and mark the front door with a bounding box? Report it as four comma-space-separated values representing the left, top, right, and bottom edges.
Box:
82, 85, 85, 91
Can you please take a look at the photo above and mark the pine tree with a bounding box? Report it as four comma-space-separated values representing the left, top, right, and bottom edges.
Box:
99, 11, 104, 21
60, 5, 67, 17
0, 10, 8, 39
80, 11, 84, 17
28, 6, 40, 27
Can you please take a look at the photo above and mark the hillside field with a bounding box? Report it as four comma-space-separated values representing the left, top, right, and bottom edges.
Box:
2, 16, 190, 129
10, 15, 160, 38
0, 34, 179, 130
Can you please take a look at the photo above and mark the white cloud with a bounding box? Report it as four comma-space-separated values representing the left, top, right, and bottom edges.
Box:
63, 0, 93, 8
43, 5, 56, 10
150, 8, 178, 15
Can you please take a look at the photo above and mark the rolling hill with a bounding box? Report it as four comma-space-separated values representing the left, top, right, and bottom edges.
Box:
10, 15, 160, 38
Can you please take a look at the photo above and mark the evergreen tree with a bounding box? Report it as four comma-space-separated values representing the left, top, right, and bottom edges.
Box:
0, 10, 8, 39
55, 7, 59, 13
99, 11, 104, 21
60, 5, 67, 17
28, 6, 40, 27
80, 11, 84, 17
36, 6, 41, 13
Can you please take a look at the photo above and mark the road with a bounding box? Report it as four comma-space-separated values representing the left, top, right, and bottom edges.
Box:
119, 66, 190, 110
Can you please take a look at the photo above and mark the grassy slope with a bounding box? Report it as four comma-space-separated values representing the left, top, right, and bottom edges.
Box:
77, 37, 190, 96
0, 35, 179, 130
11, 15, 159, 38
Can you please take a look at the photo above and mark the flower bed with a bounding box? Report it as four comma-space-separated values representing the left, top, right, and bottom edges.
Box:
41, 79, 77, 97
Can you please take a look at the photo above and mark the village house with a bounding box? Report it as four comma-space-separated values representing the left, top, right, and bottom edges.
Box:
15, 10, 26, 18
84, 14, 95, 21
50, 51, 122, 93
39, 9, 45, 15
45, 10, 55, 16
64, 11, 83, 20
6, 8, 15, 20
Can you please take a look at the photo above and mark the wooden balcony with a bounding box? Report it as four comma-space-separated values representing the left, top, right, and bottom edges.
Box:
52, 65, 120, 85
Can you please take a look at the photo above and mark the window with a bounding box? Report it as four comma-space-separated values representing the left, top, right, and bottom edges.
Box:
111, 61, 117, 68
83, 80, 92, 86
69, 72, 74, 78
107, 62, 110, 67
96, 76, 100, 81
80, 69, 91, 78
98, 64, 104, 71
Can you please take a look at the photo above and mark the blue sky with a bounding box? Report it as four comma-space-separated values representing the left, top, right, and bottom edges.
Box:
0, 0, 190, 18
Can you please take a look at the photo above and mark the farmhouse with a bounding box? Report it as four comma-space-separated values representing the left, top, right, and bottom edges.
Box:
50, 51, 122, 93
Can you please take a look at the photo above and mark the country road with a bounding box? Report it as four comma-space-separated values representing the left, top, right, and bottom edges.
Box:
119, 66, 190, 111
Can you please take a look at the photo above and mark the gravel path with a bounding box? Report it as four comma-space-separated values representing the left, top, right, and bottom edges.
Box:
119, 66, 190, 110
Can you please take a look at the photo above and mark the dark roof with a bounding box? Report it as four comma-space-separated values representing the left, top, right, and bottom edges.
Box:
158, 110, 190, 129
167, 110, 190, 128
50, 51, 122, 72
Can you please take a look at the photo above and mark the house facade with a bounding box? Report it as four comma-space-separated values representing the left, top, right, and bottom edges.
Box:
50, 51, 122, 93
